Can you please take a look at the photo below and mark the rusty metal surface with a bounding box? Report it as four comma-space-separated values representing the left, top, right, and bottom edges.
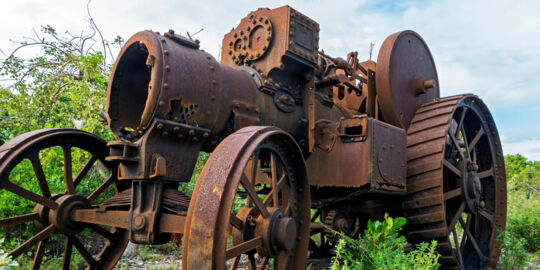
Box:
183, 126, 310, 269
376, 30, 440, 130
306, 116, 406, 190
403, 95, 506, 269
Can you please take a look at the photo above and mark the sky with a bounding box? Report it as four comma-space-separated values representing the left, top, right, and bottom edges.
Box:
1, 0, 539, 160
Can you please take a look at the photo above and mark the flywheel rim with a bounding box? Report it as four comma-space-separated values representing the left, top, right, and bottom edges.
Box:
403, 95, 506, 269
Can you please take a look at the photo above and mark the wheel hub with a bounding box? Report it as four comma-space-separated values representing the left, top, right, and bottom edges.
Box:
48, 194, 91, 235
255, 208, 297, 256
460, 159, 483, 213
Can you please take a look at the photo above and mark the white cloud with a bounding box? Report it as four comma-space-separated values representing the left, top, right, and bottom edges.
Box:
1, 0, 539, 160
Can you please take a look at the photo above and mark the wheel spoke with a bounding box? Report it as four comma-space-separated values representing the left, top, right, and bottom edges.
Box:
29, 154, 51, 198
87, 175, 114, 202
230, 214, 244, 230
247, 150, 259, 208
72, 236, 97, 266
478, 209, 494, 224
478, 167, 493, 179
240, 176, 269, 218
465, 226, 488, 260
9, 224, 55, 259
257, 256, 269, 270
283, 203, 291, 216
225, 236, 263, 260
468, 127, 484, 153
63, 146, 75, 194
87, 224, 116, 241
248, 253, 257, 270
263, 174, 285, 206
452, 228, 464, 267
270, 153, 279, 208
229, 255, 241, 270
448, 202, 465, 230
0, 212, 40, 227
3, 181, 58, 209
275, 250, 291, 269
31, 238, 48, 270
444, 188, 462, 201
459, 215, 470, 250
73, 155, 98, 187
443, 159, 461, 177
449, 131, 466, 160
62, 236, 73, 270
456, 107, 468, 137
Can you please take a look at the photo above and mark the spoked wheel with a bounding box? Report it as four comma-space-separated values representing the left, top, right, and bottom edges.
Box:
183, 126, 310, 270
404, 95, 506, 269
0, 129, 129, 269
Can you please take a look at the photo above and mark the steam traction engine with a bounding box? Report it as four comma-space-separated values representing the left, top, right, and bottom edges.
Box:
0, 6, 506, 270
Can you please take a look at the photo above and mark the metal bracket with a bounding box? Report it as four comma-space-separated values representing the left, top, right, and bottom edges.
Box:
232, 102, 260, 130
129, 181, 165, 244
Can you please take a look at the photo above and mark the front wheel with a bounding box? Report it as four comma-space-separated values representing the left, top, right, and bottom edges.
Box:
183, 126, 311, 270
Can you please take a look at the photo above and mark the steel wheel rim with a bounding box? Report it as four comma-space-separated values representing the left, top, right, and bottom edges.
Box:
183, 126, 310, 270
442, 97, 506, 269
0, 129, 129, 269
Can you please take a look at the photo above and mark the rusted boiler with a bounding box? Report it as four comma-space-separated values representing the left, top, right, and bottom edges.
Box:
0, 5, 506, 270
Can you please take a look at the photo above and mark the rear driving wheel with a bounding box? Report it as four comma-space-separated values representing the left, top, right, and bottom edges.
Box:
404, 95, 506, 269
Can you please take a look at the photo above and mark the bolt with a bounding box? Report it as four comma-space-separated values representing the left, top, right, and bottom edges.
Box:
163, 83, 169, 89
133, 215, 146, 229
203, 132, 209, 138
479, 201, 485, 208
157, 123, 164, 130
189, 130, 195, 136
162, 131, 168, 136
177, 134, 184, 139
173, 127, 180, 132
424, 80, 435, 89
475, 181, 481, 191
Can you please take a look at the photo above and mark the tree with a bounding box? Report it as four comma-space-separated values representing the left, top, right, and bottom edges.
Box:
0, 21, 123, 144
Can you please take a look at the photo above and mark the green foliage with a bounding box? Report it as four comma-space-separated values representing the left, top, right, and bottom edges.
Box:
504, 154, 540, 254
330, 214, 440, 270
0, 239, 18, 269
0, 22, 123, 263
497, 229, 529, 269
0, 25, 123, 142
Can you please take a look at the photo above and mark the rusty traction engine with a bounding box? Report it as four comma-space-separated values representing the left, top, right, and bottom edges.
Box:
0, 6, 506, 270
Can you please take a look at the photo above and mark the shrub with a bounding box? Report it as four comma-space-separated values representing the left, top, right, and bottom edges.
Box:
497, 230, 529, 269
330, 214, 440, 270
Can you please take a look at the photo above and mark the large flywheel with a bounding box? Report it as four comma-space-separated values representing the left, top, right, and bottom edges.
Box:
183, 126, 311, 270
403, 95, 506, 269
0, 129, 129, 269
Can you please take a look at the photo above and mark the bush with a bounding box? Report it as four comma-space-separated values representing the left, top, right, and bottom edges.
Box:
504, 154, 540, 254
497, 230, 529, 269
0, 239, 18, 269
330, 214, 440, 270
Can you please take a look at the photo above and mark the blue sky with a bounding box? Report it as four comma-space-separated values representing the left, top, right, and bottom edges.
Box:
1, 0, 539, 160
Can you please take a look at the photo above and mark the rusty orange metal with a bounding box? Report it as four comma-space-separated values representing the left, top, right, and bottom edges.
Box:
0, 5, 506, 270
